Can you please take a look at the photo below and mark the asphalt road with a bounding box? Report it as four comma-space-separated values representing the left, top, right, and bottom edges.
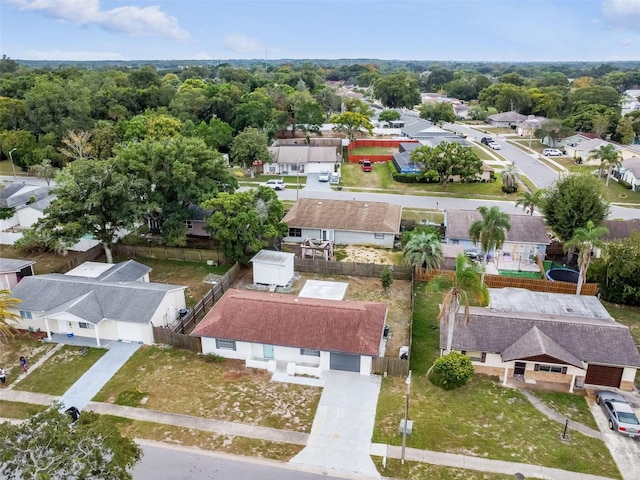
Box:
443, 122, 560, 189
133, 442, 349, 480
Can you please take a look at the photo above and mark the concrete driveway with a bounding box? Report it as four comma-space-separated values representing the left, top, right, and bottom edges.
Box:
290, 371, 381, 478
303, 173, 333, 191
590, 399, 640, 479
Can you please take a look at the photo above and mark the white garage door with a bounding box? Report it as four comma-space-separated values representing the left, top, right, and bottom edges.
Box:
307, 163, 333, 174
117, 322, 146, 343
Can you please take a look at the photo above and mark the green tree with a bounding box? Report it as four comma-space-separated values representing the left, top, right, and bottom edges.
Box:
418, 102, 456, 124
196, 117, 234, 152
564, 102, 619, 135
342, 98, 375, 118
534, 119, 574, 147
411, 143, 483, 188
469, 206, 511, 284
373, 72, 421, 108
0, 96, 27, 131
0, 401, 142, 479
515, 189, 545, 216
202, 188, 289, 264
478, 83, 532, 114
378, 109, 401, 123
58, 130, 93, 164
424, 65, 454, 91
500, 162, 520, 194
380, 266, 394, 291
588, 143, 621, 184
0, 289, 20, 340
542, 173, 610, 242
314, 86, 342, 121
614, 116, 636, 145
28, 158, 58, 186
430, 351, 475, 390
590, 232, 640, 305
568, 85, 620, 110
330, 111, 373, 141
431, 254, 487, 354
403, 231, 443, 276
564, 221, 608, 295
30, 158, 149, 263
231, 127, 271, 168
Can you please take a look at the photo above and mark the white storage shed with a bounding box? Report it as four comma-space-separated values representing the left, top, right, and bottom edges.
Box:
250, 250, 295, 287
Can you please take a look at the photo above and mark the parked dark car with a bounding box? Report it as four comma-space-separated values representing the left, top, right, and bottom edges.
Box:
595, 390, 640, 437
480, 137, 493, 145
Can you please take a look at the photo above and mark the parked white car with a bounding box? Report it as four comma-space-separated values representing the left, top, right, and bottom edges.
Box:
543, 148, 563, 156
489, 142, 501, 150
263, 179, 285, 190
318, 171, 330, 182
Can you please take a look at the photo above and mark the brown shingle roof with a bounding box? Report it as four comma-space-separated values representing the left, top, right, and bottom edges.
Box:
445, 209, 549, 244
603, 219, 640, 241
283, 199, 402, 234
442, 307, 640, 368
191, 289, 387, 356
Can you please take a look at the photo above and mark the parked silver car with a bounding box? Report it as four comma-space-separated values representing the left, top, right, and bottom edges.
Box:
596, 390, 640, 437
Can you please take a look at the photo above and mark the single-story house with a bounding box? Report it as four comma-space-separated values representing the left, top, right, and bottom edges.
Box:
191, 289, 388, 376
15, 195, 54, 228
442, 288, 640, 392
602, 218, 640, 241
264, 145, 338, 175
444, 209, 550, 260
612, 156, 640, 192
564, 138, 617, 163
400, 116, 466, 144
185, 203, 212, 237
250, 250, 295, 287
282, 198, 402, 248
545, 132, 599, 149
10, 260, 186, 346
0, 182, 52, 231
487, 111, 527, 128
0, 258, 35, 291
515, 115, 549, 137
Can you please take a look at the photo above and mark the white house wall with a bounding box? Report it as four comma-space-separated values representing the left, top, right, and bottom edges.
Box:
150, 290, 187, 328
334, 231, 395, 248
0, 214, 18, 231
16, 207, 44, 228
1, 272, 19, 291
622, 367, 637, 383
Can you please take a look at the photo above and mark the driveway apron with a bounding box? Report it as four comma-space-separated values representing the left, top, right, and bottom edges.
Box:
590, 403, 640, 479
290, 371, 381, 478
59, 341, 141, 411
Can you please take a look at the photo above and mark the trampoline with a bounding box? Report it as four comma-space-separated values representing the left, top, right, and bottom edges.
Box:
546, 268, 579, 284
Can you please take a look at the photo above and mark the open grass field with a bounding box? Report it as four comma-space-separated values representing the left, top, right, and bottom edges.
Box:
372, 281, 620, 478
13, 345, 107, 395
93, 346, 321, 432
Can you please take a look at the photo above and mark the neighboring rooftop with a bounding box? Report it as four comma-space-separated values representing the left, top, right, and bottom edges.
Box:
65, 260, 151, 283
445, 209, 550, 244
250, 250, 295, 266
0, 258, 35, 273
603, 218, 640, 241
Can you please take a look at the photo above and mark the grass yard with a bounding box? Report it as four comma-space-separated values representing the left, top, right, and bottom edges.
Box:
110, 416, 303, 462
529, 391, 599, 431
13, 345, 106, 395
371, 281, 620, 478
604, 301, 640, 345
498, 270, 543, 279
0, 336, 58, 388
112, 256, 229, 307
0, 400, 47, 419
373, 458, 525, 480
349, 146, 397, 156
93, 346, 321, 432
402, 208, 445, 226
0, 246, 89, 274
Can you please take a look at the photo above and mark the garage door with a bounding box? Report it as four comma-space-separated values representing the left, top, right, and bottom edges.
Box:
330, 353, 360, 372
585, 365, 624, 388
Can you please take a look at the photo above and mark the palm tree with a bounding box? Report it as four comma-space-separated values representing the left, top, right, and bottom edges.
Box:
468, 206, 511, 283
501, 162, 520, 193
403, 231, 443, 277
588, 144, 620, 183
604, 151, 622, 187
564, 221, 609, 295
29, 159, 59, 186
515, 189, 545, 216
0, 289, 21, 340
432, 254, 487, 354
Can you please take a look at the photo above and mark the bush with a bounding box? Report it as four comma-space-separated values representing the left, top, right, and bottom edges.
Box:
380, 266, 393, 290
619, 180, 633, 189
501, 185, 518, 194
429, 352, 474, 390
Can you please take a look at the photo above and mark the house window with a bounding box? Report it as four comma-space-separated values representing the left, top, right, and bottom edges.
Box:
300, 348, 320, 357
186, 220, 193, 230
78, 322, 94, 330
268, 164, 276, 173
535, 364, 566, 374
20, 311, 32, 320
215, 339, 236, 351
374, 233, 385, 240
289, 228, 302, 237
462, 351, 486, 363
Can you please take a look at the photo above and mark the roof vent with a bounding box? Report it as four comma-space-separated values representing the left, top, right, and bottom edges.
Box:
564, 307, 574, 313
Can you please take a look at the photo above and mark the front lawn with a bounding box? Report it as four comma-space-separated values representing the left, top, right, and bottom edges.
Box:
93, 346, 321, 433
0, 400, 47, 419
0, 337, 58, 388
530, 391, 599, 431
373, 458, 518, 480
372, 281, 621, 478
13, 345, 107, 395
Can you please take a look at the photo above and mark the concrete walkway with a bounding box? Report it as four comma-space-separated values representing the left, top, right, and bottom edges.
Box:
519, 389, 603, 439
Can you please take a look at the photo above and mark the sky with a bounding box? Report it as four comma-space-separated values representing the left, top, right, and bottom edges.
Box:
0, 0, 639, 62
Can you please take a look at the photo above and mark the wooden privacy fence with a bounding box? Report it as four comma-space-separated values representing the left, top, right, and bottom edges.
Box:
414, 269, 597, 295
294, 257, 412, 280
172, 262, 240, 334
372, 357, 410, 377
153, 327, 202, 353
114, 244, 227, 265
60, 244, 104, 273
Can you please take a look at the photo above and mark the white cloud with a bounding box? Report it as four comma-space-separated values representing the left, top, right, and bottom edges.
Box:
222, 33, 264, 54
602, 0, 640, 31
191, 51, 213, 60
23, 49, 127, 60
8, 0, 191, 41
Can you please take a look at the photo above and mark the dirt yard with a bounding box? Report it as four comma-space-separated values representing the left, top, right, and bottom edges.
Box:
233, 269, 412, 358
336, 245, 400, 264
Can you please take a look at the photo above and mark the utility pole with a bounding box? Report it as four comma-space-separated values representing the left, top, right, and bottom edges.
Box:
401, 370, 412, 464
8, 148, 17, 182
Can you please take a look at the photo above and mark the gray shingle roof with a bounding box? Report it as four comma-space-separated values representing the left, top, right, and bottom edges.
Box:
283, 199, 402, 234
445, 209, 549, 245
603, 218, 640, 241
96, 260, 152, 283
250, 250, 294, 266
0, 184, 51, 208
12, 275, 185, 325
269, 145, 337, 165
0, 258, 35, 273
488, 111, 527, 123
501, 326, 583, 367
441, 307, 640, 368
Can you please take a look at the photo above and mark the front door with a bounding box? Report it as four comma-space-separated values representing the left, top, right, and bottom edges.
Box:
514, 362, 526, 376
321, 229, 334, 241
263, 344, 274, 359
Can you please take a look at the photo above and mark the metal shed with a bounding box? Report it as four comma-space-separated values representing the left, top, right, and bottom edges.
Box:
250, 250, 295, 287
